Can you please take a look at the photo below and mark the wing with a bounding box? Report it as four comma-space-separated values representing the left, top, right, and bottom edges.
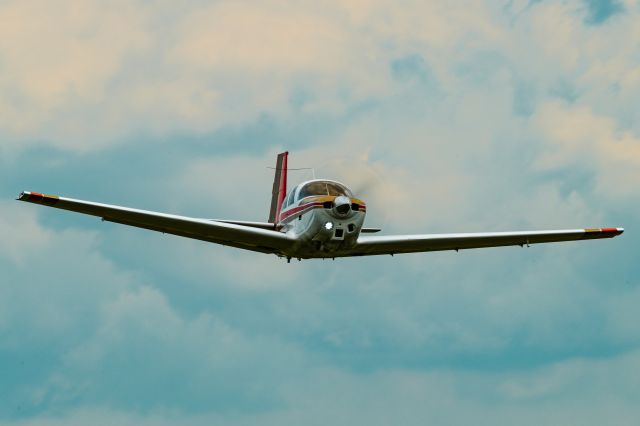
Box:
17, 191, 292, 255
347, 228, 624, 257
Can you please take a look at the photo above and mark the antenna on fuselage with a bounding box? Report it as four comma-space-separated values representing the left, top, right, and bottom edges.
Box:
267, 167, 315, 179
267, 152, 316, 223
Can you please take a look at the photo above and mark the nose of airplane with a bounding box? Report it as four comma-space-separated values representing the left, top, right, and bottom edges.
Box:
333, 196, 351, 216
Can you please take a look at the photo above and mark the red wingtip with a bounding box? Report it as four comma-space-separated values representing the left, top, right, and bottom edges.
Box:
600, 228, 624, 237
601, 227, 624, 235
17, 191, 60, 204
25, 191, 44, 201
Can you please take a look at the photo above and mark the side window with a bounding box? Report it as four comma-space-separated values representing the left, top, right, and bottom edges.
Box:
285, 189, 296, 207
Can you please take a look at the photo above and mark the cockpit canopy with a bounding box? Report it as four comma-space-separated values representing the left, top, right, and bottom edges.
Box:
283, 180, 353, 208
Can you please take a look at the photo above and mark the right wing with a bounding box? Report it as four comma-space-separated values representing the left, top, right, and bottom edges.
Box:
348, 228, 624, 257
17, 191, 292, 254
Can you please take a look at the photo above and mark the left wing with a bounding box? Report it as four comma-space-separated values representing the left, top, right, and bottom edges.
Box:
17, 191, 292, 254
346, 228, 624, 257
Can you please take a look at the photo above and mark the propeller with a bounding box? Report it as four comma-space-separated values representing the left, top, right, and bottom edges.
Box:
313, 154, 390, 230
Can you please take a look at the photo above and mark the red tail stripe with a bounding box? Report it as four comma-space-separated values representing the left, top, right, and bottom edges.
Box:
276, 152, 288, 220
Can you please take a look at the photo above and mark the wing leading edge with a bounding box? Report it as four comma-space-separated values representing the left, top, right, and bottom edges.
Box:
17, 191, 624, 259
17, 191, 292, 254
349, 228, 624, 257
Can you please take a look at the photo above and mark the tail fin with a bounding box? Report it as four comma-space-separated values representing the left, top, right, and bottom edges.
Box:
268, 151, 288, 223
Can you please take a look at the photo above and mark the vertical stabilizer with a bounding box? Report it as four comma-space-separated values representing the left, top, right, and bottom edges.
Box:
268, 151, 288, 223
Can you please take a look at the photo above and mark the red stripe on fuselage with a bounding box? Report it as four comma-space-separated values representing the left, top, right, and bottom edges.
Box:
279, 202, 324, 223
278, 201, 367, 224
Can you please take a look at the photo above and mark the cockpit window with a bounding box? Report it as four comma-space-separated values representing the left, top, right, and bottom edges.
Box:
298, 181, 352, 200
326, 182, 350, 196
298, 182, 327, 199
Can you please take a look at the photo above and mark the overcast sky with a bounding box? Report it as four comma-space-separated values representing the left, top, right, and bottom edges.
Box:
1, 0, 639, 424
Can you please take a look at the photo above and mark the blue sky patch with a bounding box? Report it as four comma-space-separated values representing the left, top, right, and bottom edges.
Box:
583, 0, 625, 24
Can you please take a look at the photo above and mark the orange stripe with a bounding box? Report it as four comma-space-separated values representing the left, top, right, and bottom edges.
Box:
29, 192, 44, 202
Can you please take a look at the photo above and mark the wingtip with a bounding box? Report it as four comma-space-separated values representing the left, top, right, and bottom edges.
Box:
584, 227, 624, 238
16, 191, 60, 205
16, 191, 31, 201
600, 227, 624, 236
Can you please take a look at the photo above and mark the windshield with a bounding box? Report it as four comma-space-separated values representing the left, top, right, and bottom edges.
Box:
298, 181, 352, 200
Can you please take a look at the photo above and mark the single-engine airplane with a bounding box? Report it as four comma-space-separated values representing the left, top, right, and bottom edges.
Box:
18, 152, 623, 261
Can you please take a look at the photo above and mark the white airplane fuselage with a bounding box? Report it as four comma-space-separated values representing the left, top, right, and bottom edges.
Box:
277, 179, 367, 259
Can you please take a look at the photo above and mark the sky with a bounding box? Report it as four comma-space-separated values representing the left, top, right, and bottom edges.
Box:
0, 0, 639, 424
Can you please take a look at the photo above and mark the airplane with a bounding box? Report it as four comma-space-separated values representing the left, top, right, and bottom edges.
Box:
17, 151, 623, 262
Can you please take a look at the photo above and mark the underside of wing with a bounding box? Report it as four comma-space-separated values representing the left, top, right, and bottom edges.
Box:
17, 191, 292, 254
346, 228, 624, 257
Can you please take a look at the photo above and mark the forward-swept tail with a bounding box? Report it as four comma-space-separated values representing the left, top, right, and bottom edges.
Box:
268, 151, 288, 223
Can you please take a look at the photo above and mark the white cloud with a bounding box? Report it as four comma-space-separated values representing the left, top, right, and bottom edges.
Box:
0, 0, 151, 151
532, 101, 640, 198
0, 201, 134, 348
0, 201, 54, 265
1, 0, 638, 178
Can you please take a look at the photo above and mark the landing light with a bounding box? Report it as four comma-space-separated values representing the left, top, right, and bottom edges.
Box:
325, 222, 334, 230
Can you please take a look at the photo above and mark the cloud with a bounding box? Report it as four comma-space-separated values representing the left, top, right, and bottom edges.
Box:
0, 202, 132, 345
532, 101, 640, 198
4, 349, 640, 425
0, 201, 54, 265
34, 285, 306, 413
2, 0, 639, 423
0, 0, 388, 151
1, 0, 638, 159
0, 0, 151, 151
0, 201, 307, 417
